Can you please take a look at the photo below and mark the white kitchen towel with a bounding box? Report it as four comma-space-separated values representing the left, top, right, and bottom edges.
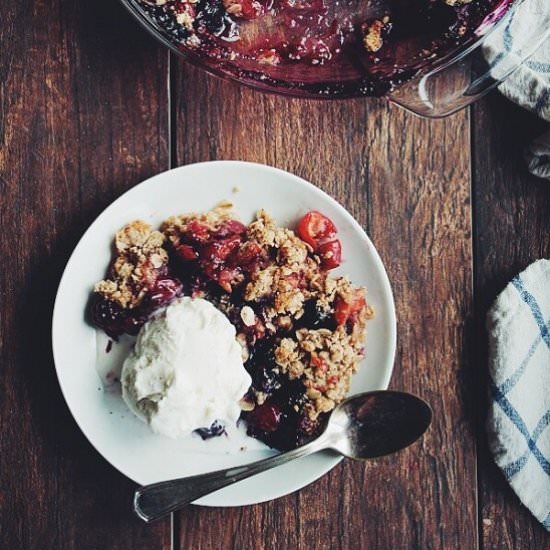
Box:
487, 259, 550, 530
483, 0, 550, 180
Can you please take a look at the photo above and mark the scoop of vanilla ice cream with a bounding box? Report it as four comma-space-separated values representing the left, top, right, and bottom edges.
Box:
121, 297, 251, 438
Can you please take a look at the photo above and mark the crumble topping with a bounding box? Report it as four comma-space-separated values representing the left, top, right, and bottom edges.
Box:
162, 201, 235, 239
363, 21, 384, 53
94, 221, 168, 308
274, 292, 372, 420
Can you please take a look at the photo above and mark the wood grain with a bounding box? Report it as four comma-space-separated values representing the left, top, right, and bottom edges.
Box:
173, 62, 477, 549
0, 0, 170, 547
472, 95, 550, 549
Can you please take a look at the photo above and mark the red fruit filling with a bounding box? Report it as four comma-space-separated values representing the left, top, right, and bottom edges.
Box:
334, 290, 367, 327
91, 277, 183, 339
317, 239, 341, 270
172, 220, 267, 293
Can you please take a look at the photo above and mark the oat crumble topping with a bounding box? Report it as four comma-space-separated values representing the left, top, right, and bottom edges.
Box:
94, 221, 168, 309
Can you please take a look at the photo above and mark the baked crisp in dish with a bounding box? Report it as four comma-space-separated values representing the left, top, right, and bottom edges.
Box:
134, 0, 505, 98
90, 204, 373, 450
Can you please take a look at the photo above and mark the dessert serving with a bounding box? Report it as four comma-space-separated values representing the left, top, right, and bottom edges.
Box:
90, 203, 373, 451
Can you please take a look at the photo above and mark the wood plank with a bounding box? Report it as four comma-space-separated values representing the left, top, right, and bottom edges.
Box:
173, 62, 477, 549
0, 0, 171, 547
473, 94, 550, 549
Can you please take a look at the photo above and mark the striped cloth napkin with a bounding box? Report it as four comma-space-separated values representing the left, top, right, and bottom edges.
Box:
487, 259, 550, 530
483, 0, 550, 180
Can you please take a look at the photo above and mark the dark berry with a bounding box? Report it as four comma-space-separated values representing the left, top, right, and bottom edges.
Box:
277, 379, 308, 409
245, 337, 277, 371
90, 296, 142, 339
297, 413, 320, 435
195, 0, 236, 37
194, 420, 227, 440
175, 244, 199, 261
246, 402, 281, 432
141, 3, 191, 42
298, 299, 337, 331
254, 366, 282, 394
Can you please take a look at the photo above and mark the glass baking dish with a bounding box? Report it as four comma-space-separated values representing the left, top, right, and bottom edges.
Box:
119, 0, 550, 117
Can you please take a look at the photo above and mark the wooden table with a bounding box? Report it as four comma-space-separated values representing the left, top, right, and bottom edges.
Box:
2, 1, 549, 548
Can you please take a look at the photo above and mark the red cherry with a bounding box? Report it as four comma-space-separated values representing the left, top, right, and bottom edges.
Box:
296, 211, 337, 249
317, 239, 342, 270
247, 402, 282, 432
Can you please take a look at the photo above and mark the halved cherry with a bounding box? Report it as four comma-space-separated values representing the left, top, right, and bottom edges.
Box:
296, 210, 337, 248
317, 239, 341, 270
334, 291, 366, 326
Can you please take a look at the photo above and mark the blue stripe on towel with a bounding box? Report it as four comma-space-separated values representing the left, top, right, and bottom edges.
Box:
500, 333, 542, 395
501, 411, 550, 479
503, 15, 514, 52
502, 452, 529, 479
526, 60, 550, 74
512, 277, 550, 349
490, 382, 550, 476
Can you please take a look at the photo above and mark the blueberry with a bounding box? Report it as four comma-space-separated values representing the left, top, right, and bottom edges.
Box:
90, 295, 142, 339
194, 420, 227, 440
298, 300, 337, 331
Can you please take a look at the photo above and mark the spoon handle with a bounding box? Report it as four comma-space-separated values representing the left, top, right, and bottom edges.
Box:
134, 437, 327, 522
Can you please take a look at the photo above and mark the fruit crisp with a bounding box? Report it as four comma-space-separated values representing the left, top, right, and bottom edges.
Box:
90, 205, 373, 450
137, 0, 505, 98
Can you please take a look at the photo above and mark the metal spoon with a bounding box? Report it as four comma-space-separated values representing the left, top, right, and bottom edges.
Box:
133, 390, 432, 522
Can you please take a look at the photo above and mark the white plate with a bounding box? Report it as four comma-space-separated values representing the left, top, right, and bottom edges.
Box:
52, 161, 396, 507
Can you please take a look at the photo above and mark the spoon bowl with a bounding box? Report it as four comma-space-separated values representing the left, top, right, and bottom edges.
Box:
327, 391, 433, 459
134, 390, 432, 522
